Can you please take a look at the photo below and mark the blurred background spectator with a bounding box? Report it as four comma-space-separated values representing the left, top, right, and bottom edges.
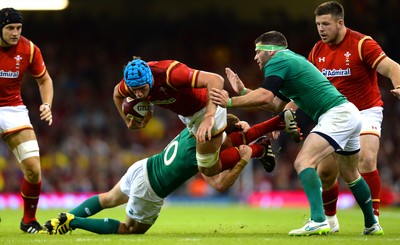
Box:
0, 0, 399, 206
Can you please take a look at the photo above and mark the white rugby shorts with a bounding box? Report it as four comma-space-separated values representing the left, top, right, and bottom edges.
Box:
311, 102, 361, 152
360, 106, 383, 137
119, 158, 164, 225
0, 106, 33, 135
179, 105, 227, 137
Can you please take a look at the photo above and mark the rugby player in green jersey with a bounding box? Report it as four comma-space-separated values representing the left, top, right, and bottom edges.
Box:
44, 113, 296, 235
210, 31, 381, 236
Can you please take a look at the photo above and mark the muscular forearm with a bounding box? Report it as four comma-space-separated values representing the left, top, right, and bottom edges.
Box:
203, 159, 247, 192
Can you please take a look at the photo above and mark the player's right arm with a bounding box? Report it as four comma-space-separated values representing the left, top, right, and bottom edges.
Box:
225, 67, 286, 112
376, 57, 400, 99
202, 145, 251, 192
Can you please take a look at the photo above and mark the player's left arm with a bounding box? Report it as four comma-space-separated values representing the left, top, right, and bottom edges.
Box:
376, 57, 400, 99
195, 71, 224, 143
202, 144, 251, 192
36, 71, 54, 125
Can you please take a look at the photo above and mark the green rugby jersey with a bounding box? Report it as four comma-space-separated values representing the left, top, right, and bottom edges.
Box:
264, 50, 348, 122
146, 128, 198, 198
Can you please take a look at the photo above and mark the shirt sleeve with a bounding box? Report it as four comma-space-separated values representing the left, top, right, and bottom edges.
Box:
260, 75, 290, 102
360, 38, 387, 69
29, 44, 47, 78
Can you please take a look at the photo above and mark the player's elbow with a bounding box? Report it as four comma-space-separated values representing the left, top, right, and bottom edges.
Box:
209, 73, 224, 89
213, 183, 231, 193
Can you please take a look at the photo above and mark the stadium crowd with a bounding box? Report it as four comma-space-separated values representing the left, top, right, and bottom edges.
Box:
0, 0, 399, 206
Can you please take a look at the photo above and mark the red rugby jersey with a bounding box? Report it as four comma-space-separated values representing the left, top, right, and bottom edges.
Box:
0, 36, 47, 106
118, 60, 207, 117
308, 28, 386, 110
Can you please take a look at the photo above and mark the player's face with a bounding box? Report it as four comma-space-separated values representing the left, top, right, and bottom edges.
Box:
254, 43, 272, 71
1, 23, 22, 46
129, 84, 150, 99
315, 14, 341, 44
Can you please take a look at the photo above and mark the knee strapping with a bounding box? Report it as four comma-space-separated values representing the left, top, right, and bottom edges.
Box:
196, 148, 220, 168
12, 140, 40, 163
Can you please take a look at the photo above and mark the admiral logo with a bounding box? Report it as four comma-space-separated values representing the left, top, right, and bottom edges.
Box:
152, 98, 176, 105
318, 57, 325, 62
0, 70, 19, 78
321, 68, 351, 77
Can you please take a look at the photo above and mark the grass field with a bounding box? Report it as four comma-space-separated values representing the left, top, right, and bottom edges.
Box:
0, 204, 399, 244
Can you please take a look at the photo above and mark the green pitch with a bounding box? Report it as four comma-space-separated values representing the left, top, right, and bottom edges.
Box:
0, 205, 399, 244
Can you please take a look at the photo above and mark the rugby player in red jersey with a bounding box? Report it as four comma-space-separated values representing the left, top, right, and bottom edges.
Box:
308, 1, 400, 233
113, 57, 300, 177
0, 8, 54, 233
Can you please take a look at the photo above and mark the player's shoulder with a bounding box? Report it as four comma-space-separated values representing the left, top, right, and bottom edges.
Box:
16, 36, 32, 49
148, 60, 180, 68
15, 36, 39, 54
346, 28, 369, 41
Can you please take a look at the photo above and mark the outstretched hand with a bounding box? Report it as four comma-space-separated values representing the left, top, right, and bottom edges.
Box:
210, 88, 230, 108
225, 68, 245, 95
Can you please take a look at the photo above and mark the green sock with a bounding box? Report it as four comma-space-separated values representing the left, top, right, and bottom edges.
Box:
298, 168, 325, 222
70, 217, 120, 234
69, 195, 103, 217
348, 177, 376, 228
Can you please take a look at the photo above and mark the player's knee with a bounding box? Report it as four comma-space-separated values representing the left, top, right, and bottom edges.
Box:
358, 157, 377, 172
12, 140, 40, 163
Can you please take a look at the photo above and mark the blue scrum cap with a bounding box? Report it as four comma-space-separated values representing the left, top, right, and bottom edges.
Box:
123, 59, 153, 89
0, 8, 23, 30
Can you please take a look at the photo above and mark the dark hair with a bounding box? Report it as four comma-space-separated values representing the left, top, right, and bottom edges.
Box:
314, 1, 344, 20
225, 114, 241, 135
254, 31, 288, 47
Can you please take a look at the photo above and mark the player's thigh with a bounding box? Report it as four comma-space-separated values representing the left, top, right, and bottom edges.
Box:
4, 129, 37, 149
294, 133, 334, 172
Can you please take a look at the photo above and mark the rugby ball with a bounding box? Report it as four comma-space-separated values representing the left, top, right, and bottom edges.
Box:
122, 97, 154, 122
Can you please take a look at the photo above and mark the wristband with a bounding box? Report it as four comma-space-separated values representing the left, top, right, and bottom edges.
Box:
227, 98, 232, 108
237, 158, 248, 168
239, 88, 247, 95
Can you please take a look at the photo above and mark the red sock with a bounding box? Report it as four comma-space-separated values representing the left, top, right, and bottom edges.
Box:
220, 147, 240, 170
243, 116, 283, 143
361, 170, 381, 216
250, 144, 265, 158
322, 180, 339, 216
21, 178, 41, 223
228, 131, 245, 147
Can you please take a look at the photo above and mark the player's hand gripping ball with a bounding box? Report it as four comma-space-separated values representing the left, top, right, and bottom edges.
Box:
122, 97, 154, 122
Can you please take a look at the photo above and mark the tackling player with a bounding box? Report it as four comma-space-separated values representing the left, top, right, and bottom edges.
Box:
210, 30, 382, 236
44, 113, 297, 234
0, 8, 54, 233
309, 1, 400, 233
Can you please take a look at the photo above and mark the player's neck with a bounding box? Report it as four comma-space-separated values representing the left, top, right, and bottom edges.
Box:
333, 27, 347, 46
